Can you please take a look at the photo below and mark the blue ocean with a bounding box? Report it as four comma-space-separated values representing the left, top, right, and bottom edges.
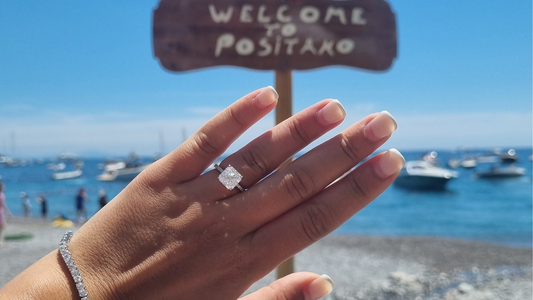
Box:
1, 148, 531, 248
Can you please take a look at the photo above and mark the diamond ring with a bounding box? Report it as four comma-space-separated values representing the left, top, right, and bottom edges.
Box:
214, 164, 245, 192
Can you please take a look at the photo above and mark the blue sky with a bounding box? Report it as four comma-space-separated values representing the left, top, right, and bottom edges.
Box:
0, 0, 531, 158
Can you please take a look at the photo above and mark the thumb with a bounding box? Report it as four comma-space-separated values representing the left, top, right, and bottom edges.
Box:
240, 272, 334, 300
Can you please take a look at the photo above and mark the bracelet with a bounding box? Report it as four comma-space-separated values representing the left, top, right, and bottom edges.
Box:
59, 230, 90, 300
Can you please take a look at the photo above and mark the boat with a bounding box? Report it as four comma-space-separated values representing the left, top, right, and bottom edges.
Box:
476, 149, 500, 163
394, 160, 458, 190
52, 169, 83, 180
47, 162, 66, 171
460, 158, 477, 169
447, 158, 461, 169
474, 164, 525, 179
98, 158, 124, 169
97, 153, 149, 182
97, 164, 149, 181
2, 157, 22, 167
499, 149, 519, 163
447, 157, 477, 169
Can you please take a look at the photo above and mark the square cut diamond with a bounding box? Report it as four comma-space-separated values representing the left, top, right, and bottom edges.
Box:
218, 165, 243, 190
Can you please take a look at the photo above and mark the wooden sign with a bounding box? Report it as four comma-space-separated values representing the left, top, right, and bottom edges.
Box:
153, 0, 396, 71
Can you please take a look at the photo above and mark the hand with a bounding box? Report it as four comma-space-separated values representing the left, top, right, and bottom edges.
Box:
0, 86, 403, 300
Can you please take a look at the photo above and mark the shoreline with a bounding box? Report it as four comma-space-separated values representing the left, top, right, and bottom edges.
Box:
4, 214, 532, 249
1, 216, 531, 299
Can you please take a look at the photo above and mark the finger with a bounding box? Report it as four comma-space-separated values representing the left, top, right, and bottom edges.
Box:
234, 111, 398, 229
146, 87, 279, 184
249, 149, 405, 265
240, 273, 334, 300
191, 99, 346, 201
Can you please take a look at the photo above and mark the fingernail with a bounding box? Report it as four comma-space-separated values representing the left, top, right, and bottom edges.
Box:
253, 86, 279, 109
374, 148, 405, 179
304, 275, 334, 300
364, 111, 397, 142
317, 100, 346, 126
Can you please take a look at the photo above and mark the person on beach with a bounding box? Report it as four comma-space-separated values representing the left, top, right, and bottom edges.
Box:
0, 182, 12, 247
20, 192, 31, 218
36, 193, 48, 218
75, 188, 88, 223
0, 87, 403, 300
98, 188, 107, 209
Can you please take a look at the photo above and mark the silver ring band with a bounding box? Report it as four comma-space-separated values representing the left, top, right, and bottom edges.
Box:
214, 164, 245, 192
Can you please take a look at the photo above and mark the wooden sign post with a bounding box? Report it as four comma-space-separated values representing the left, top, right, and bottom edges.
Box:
153, 0, 397, 279
275, 68, 294, 277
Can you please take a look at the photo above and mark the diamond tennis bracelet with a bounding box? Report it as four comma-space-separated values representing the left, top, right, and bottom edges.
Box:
59, 231, 90, 300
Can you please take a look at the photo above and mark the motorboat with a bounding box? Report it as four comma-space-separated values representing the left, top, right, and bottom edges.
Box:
474, 164, 525, 179
475, 149, 500, 163
499, 149, 519, 163
47, 162, 66, 171
2, 157, 21, 167
447, 158, 460, 169
394, 160, 458, 190
97, 164, 149, 181
460, 158, 477, 169
52, 169, 83, 180
98, 158, 124, 169
447, 157, 477, 169
97, 153, 149, 182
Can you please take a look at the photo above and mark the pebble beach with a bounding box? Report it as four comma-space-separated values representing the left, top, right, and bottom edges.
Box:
1, 216, 531, 300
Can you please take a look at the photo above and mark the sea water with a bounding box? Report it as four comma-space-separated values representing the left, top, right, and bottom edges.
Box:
1, 148, 531, 248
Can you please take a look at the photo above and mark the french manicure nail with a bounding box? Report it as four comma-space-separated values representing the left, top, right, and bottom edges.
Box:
374, 148, 405, 179
364, 111, 397, 142
254, 86, 279, 109
317, 100, 346, 126
304, 275, 334, 300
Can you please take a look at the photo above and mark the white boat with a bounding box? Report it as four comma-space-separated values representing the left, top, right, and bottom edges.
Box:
97, 153, 150, 182
476, 149, 501, 164
52, 169, 83, 180
475, 165, 525, 179
47, 162, 66, 171
447, 158, 461, 169
460, 158, 477, 169
394, 160, 458, 190
448, 157, 477, 169
97, 164, 149, 181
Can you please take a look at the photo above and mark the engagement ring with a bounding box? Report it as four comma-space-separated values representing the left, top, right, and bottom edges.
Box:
214, 164, 245, 192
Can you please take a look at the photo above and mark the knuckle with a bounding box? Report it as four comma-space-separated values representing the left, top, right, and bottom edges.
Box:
227, 106, 248, 128
301, 203, 332, 242
340, 135, 363, 164
283, 166, 317, 202
347, 174, 370, 200
242, 146, 270, 177
192, 131, 222, 158
287, 118, 310, 144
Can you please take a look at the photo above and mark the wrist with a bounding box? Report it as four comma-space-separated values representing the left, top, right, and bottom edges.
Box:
0, 251, 77, 300
65, 230, 121, 300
